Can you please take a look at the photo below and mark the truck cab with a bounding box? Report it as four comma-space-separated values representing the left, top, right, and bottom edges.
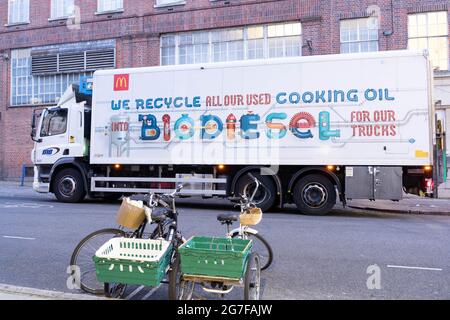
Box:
31, 83, 90, 200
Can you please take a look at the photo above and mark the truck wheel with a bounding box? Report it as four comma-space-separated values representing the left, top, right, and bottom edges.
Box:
53, 168, 86, 203
235, 172, 277, 212
293, 174, 336, 216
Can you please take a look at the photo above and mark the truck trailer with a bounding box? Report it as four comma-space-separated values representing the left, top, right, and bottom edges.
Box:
31, 50, 435, 215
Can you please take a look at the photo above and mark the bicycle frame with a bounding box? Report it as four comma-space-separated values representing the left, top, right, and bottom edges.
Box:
225, 174, 262, 238
227, 225, 259, 238
125, 186, 182, 244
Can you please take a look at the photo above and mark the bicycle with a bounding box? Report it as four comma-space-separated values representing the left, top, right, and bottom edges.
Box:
217, 173, 273, 270
170, 175, 267, 301
70, 185, 186, 298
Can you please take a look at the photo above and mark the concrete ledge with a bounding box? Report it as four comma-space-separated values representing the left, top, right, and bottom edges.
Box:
347, 205, 450, 216
0, 284, 110, 300
347, 197, 450, 216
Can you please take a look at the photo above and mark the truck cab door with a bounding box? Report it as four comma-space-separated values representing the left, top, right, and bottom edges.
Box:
34, 108, 70, 165
67, 105, 86, 158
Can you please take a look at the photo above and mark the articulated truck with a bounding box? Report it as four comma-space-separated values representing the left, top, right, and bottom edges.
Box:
31, 50, 435, 215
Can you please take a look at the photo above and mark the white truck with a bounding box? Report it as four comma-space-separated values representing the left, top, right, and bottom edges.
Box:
31, 50, 435, 215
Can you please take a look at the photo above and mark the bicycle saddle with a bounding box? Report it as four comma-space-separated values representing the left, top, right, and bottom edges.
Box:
217, 213, 239, 223
151, 208, 171, 222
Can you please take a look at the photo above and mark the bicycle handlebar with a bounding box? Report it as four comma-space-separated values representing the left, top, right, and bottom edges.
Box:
148, 184, 184, 208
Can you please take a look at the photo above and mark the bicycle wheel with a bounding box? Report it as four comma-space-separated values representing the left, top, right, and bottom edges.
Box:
168, 252, 195, 300
232, 231, 273, 271
70, 228, 126, 295
244, 253, 261, 300
104, 283, 127, 299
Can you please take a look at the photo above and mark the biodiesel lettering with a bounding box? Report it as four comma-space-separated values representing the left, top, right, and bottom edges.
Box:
139, 114, 160, 141
137, 112, 342, 141
266, 113, 287, 139
174, 114, 195, 140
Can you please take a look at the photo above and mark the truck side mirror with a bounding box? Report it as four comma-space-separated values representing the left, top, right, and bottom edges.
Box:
31, 112, 37, 140
31, 110, 42, 143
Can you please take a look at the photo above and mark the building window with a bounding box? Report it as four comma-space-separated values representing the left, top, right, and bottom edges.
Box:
160, 22, 302, 65
161, 36, 176, 66
97, 0, 123, 13
268, 23, 302, 58
247, 26, 265, 60
8, 0, 29, 24
408, 11, 449, 71
11, 49, 93, 106
340, 17, 379, 53
179, 32, 210, 64
212, 29, 244, 62
51, 0, 75, 19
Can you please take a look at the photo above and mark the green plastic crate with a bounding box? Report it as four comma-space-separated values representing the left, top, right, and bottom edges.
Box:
93, 238, 173, 287
178, 236, 253, 279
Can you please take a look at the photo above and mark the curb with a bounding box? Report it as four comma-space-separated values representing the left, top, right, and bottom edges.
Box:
0, 284, 111, 300
347, 205, 450, 217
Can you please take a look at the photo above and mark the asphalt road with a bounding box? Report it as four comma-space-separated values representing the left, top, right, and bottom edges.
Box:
0, 185, 449, 300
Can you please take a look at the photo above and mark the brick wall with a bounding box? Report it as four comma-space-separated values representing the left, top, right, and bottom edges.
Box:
0, 0, 449, 179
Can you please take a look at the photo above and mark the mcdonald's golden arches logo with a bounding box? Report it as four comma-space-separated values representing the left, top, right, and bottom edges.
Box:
114, 74, 129, 91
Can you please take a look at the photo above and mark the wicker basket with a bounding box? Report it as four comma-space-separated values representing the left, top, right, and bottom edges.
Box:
116, 197, 146, 229
239, 207, 262, 226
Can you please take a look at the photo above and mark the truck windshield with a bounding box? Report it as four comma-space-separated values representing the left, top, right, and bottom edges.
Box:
40, 109, 68, 137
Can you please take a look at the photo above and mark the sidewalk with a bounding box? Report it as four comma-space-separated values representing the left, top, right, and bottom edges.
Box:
0, 284, 108, 300
347, 193, 450, 216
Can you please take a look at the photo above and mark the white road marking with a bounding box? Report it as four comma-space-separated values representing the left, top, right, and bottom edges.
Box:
2, 236, 36, 241
141, 285, 162, 300
387, 265, 443, 271
0, 202, 54, 209
124, 286, 145, 300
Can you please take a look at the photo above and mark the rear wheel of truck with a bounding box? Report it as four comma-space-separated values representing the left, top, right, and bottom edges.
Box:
235, 172, 277, 212
53, 168, 86, 203
293, 174, 336, 216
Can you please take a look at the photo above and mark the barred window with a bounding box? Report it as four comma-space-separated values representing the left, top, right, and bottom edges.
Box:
408, 11, 448, 70
11, 48, 114, 106
160, 22, 302, 65
340, 17, 379, 53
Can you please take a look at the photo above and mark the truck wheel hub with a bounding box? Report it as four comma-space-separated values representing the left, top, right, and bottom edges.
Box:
60, 176, 76, 196
302, 184, 327, 208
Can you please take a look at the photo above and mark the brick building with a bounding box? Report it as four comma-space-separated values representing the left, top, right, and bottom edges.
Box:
0, 0, 449, 187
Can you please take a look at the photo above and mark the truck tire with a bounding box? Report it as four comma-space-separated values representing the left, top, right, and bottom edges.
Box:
53, 168, 86, 203
235, 172, 277, 212
293, 174, 336, 216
